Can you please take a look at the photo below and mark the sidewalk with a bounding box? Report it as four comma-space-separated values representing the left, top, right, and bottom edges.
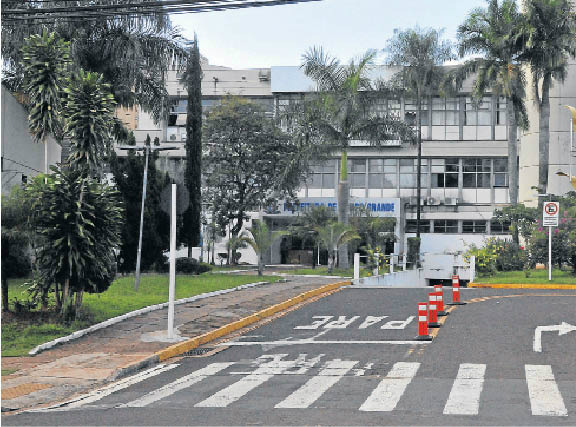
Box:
1, 276, 340, 413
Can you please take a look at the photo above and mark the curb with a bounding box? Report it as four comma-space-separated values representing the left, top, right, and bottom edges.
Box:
27, 281, 271, 356
155, 280, 352, 361
469, 283, 576, 289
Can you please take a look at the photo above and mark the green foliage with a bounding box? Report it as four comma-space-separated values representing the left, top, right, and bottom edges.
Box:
20, 29, 71, 144
241, 220, 289, 276
406, 237, 421, 269
465, 237, 526, 275
109, 150, 172, 273
64, 70, 116, 170
174, 258, 212, 275
492, 203, 538, 243
182, 36, 203, 249
473, 269, 576, 284
314, 222, 360, 273
26, 167, 124, 314
361, 244, 390, 274
350, 208, 396, 248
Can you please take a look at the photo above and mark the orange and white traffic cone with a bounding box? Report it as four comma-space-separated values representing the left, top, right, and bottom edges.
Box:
434, 284, 448, 316
428, 293, 440, 328
415, 302, 432, 341
448, 275, 467, 305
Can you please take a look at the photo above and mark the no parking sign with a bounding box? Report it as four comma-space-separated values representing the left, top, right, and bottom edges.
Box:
542, 202, 560, 227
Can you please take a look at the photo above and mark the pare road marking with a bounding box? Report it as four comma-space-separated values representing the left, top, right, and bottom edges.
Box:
294, 315, 414, 330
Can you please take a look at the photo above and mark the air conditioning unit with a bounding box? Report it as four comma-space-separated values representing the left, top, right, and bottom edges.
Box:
444, 197, 459, 206
258, 70, 270, 81
409, 197, 427, 206
427, 197, 440, 206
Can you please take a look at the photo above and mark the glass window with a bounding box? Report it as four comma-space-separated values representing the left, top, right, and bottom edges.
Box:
432, 158, 459, 188
308, 161, 335, 189
433, 219, 459, 233
399, 158, 428, 188
462, 220, 487, 233
496, 97, 507, 125
465, 97, 491, 126
490, 219, 512, 234
493, 158, 509, 187
463, 159, 491, 188
432, 97, 459, 126
405, 98, 429, 126
406, 220, 431, 233
348, 159, 366, 189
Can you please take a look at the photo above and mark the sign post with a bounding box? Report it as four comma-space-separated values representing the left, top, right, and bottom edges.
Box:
542, 202, 560, 282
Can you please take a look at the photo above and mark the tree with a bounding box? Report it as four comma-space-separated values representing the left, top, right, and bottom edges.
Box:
290, 206, 335, 269
520, 0, 576, 192
493, 203, 538, 244
1, 189, 32, 312
3, 2, 185, 124
385, 27, 455, 237
300, 47, 414, 268
203, 98, 309, 261
20, 30, 71, 175
26, 168, 124, 317
182, 35, 203, 254
109, 150, 172, 273
241, 221, 289, 276
458, 0, 528, 205
314, 222, 360, 273
64, 70, 117, 172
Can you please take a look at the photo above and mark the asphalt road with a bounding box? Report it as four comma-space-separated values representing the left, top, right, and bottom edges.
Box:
5, 287, 576, 426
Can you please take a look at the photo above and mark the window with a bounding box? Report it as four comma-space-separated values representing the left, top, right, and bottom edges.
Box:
348, 159, 366, 189
462, 220, 487, 233
433, 219, 459, 233
406, 220, 431, 233
405, 98, 429, 126
170, 99, 188, 113
432, 97, 459, 126
368, 159, 397, 189
493, 158, 509, 187
465, 97, 491, 126
399, 158, 429, 188
431, 158, 459, 188
308, 161, 335, 189
491, 220, 511, 234
496, 97, 507, 125
463, 159, 491, 188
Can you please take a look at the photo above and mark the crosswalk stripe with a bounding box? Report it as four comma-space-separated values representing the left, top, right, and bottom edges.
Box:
120, 363, 233, 408
359, 362, 420, 412
195, 357, 312, 408
525, 365, 568, 417
443, 363, 486, 415
275, 360, 358, 409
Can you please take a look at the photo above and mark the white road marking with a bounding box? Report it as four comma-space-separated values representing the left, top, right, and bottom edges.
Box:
525, 365, 568, 416
275, 360, 357, 408
358, 316, 388, 329
533, 323, 576, 352
380, 316, 415, 329
294, 316, 333, 329
359, 362, 420, 412
324, 316, 360, 329
29, 364, 179, 411
120, 363, 233, 408
443, 363, 486, 415
195, 355, 320, 407
221, 340, 429, 346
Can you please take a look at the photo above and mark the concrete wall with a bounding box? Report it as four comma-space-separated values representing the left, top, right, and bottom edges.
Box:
1, 87, 61, 194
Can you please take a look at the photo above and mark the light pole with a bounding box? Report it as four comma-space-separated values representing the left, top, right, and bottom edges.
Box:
117, 143, 179, 290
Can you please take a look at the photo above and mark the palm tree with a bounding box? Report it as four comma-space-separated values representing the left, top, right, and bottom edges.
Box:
241, 221, 289, 276
458, 0, 529, 204
301, 48, 413, 268
291, 206, 335, 269
20, 30, 71, 177
314, 222, 360, 273
520, 0, 576, 193
385, 27, 455, 241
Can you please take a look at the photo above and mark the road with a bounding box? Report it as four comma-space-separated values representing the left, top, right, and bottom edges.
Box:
4, 287, 576, 426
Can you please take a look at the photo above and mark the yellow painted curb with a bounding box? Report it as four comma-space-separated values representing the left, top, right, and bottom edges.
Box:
469, 283, 576, 289
156, 280, 351, 361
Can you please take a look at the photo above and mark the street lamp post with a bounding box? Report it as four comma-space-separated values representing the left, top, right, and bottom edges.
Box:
117, 143, 179, 290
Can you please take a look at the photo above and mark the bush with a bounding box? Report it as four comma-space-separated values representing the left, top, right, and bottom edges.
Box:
174, 257, 212, 275
465, 238, 526, 276
2, 252, 31, 279
407, 237, 420, 269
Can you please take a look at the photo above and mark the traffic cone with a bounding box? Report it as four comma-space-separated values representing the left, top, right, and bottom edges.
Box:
448, 275, 467, 305
428, 293, 440, 328
415, 302, 432, 341
434, 284, 448, 316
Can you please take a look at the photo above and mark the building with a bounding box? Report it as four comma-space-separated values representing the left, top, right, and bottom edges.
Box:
1, 86, 61, 195
123, 59, 523, 265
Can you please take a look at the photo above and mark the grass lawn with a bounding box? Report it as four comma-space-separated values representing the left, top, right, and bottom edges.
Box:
286, 266, 373, 278
2, 274, 278, 357
475, 269, 576, 284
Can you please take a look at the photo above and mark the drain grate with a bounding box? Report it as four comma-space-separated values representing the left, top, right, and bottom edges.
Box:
182, 348, 215, 356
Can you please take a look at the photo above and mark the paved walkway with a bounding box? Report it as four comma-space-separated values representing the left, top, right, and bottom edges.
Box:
1, 276, 336, 412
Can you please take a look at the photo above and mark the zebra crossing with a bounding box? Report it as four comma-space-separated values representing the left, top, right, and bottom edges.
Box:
66, 354, 572, 418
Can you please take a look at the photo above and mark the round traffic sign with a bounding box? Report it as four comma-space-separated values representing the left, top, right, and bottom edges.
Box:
544, 202, 559, 216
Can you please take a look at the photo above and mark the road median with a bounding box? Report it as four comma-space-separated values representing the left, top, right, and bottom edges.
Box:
469, 283, 576, 289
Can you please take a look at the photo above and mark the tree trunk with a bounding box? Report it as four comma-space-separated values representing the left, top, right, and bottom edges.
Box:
327, 251, 335, 273
538, 72, 552, 193
416, 92, 422, 239
2, 276, 9, 312
75, 289, 83, 312
55, 281, 61, 311
41, 287, 49, 311
258, 254, 263, 276
61, 278, 71, 316
507, 98, 519, 204
337, 151, 350, 269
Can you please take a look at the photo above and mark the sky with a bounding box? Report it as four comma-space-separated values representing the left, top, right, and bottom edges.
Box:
171, 0, 488, 69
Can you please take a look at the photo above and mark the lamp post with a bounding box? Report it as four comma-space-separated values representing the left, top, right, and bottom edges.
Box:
117, 143, 179, 290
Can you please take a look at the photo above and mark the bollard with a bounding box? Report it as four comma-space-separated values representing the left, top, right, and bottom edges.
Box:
448, 275, 467, 305
416, 302, 433, 341
428, 293, 440, 328
434, 284, 448, 316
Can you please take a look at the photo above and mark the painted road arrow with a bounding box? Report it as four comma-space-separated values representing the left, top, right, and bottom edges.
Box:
533, 322, 576, 352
